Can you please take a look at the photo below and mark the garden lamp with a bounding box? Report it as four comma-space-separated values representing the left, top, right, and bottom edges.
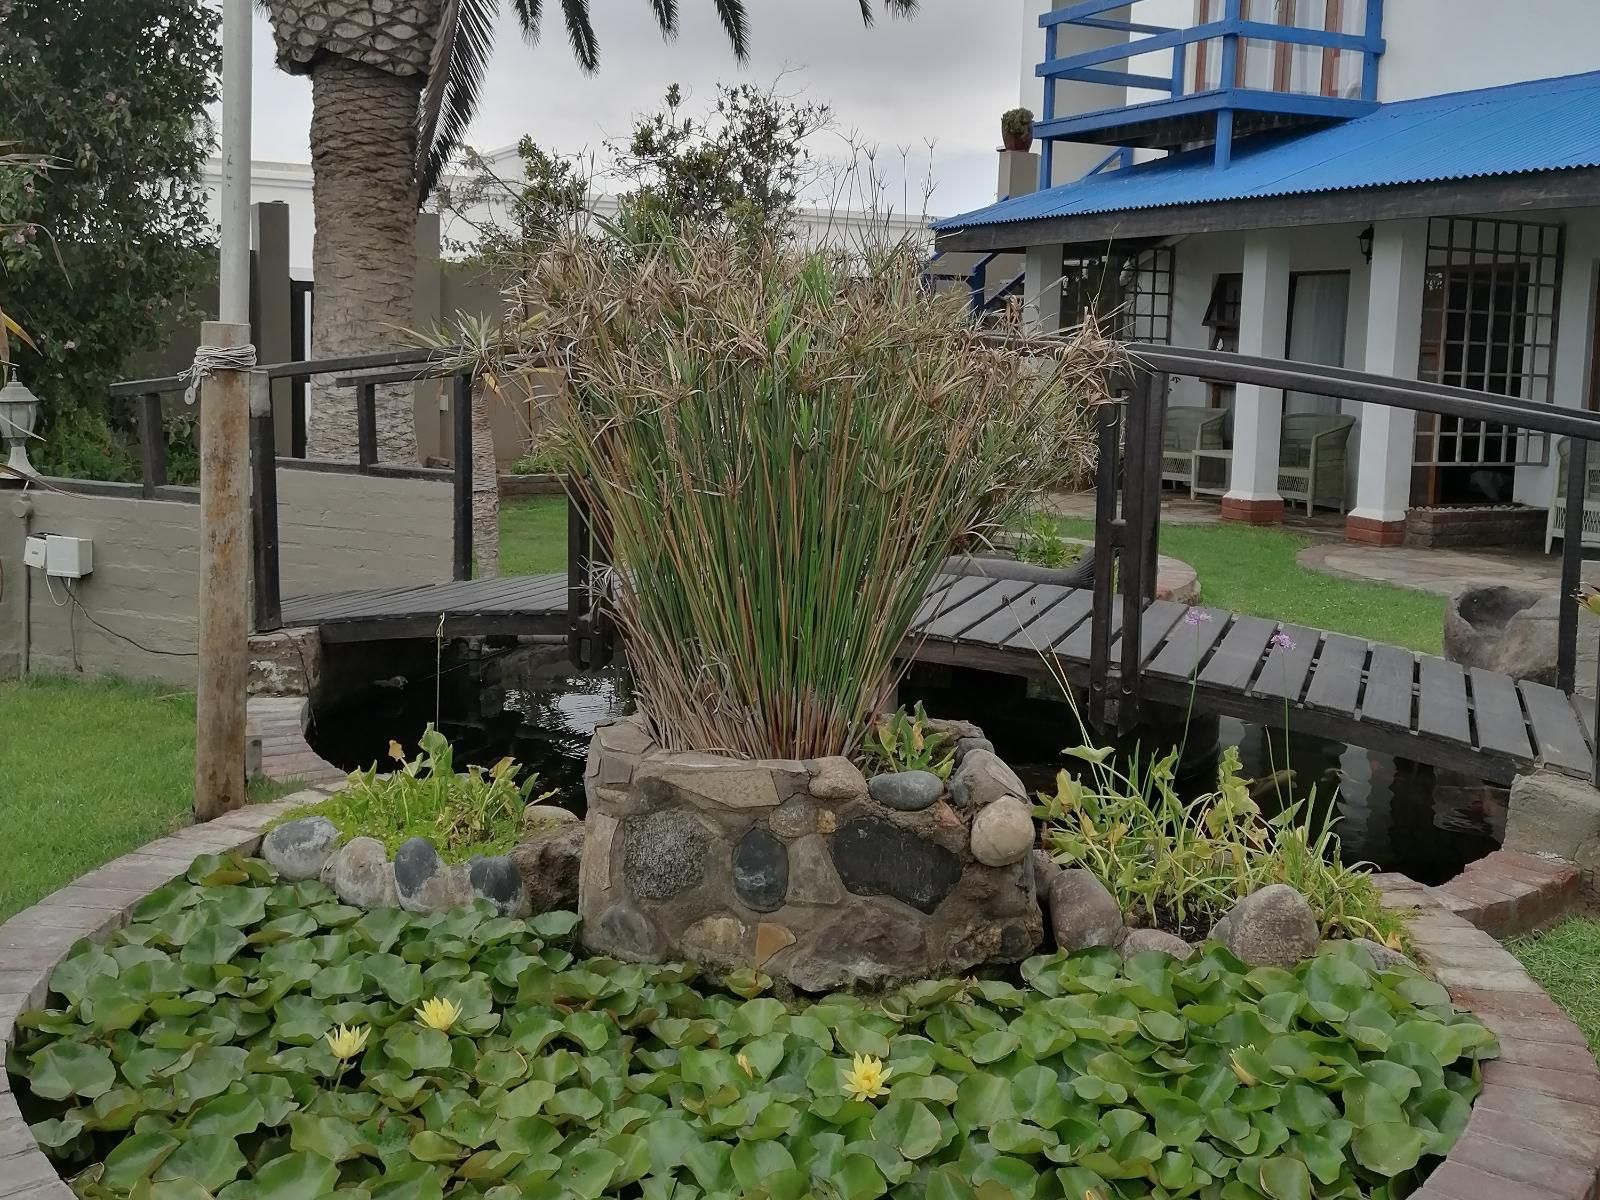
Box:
0, 372, 41, 476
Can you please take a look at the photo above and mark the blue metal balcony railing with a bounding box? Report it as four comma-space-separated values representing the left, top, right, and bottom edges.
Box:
1037, 0, 1385, 181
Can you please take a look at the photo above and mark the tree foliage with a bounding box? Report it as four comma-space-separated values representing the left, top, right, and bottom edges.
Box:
0, 0, 219, 479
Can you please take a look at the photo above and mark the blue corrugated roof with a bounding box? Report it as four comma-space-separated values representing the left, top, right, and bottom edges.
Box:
934, 71, 1600, 231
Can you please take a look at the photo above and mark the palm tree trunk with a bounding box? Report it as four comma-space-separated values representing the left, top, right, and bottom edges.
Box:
306, 56, 420, 463
470, 379, 500, 576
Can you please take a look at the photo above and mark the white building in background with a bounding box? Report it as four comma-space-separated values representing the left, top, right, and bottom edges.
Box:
940, 1, 1600, 548
201, 149, 936, 279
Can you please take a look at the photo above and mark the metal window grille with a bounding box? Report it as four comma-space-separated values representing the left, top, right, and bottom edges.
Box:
1413, 217, 1564, 482
1062, 246, 1176, 345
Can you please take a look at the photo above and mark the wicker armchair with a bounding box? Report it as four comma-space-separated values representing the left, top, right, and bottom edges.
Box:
1277, 412, 1354, 514
1162, 406, 1228, 493
1546, 437, 1600, 553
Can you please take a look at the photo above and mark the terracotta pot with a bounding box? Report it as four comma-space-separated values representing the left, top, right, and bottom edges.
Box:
1002, 127, 1034, 153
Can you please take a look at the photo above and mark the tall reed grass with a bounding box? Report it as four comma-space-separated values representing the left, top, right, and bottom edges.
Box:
473, 226, 1118, 758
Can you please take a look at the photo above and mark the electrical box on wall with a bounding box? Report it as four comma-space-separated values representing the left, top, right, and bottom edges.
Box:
23, 536, 47, 570
44, 535, 93, 579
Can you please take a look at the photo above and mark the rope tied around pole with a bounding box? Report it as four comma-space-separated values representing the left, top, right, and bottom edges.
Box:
179, 343, 257, 406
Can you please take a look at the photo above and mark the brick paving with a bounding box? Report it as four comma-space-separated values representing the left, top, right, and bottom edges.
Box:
247, 694, 346, 787
1429, 849, 1580, 938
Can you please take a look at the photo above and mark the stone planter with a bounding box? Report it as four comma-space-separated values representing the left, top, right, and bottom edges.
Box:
578, 715, 1043, 990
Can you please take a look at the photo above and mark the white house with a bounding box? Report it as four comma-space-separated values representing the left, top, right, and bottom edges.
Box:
938, 1, 1600, 547
202, 149, 935, 280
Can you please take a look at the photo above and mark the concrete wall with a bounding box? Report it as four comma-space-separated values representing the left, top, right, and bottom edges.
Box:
0, 467, 454, 686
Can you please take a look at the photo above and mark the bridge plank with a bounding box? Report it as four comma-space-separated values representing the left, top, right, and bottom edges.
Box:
1360, 645, 1416, 731
1302, 633, 1367, 715
1112, 599, 1190, 669
909, 575, 989, 632
1520, 681, 1594, 775
962, 583, 1072, 648
1416, 656, 1471, 745
1145, 606, 1228, 680
1009, 588, 1094, 651
1252, 624, 1319, 702
1056, 603, 1123, 662
1467, 667, 1533, 760
1198, 615, 1278, 692
922, 579, 1035, 641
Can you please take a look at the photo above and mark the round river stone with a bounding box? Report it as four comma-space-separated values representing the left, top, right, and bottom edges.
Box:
969, 796, 1035, 866
261, 815, 339, 882
732, 827, 788, 912
622, 810, 710, 900
867, 770, 944, 812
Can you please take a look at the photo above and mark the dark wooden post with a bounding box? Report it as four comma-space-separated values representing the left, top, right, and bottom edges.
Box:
138, 393, 167, 499
356, 382, 377, 472
1141, 373, 1168, 603
1118, 376, 1153, 733
452, 371, 473, 581
248, 372, 282, 634
1558, 436, 1587, 693
1088, 400, 1122, 731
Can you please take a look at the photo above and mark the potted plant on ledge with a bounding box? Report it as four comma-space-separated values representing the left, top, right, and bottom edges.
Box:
1001, 106, 1035, 153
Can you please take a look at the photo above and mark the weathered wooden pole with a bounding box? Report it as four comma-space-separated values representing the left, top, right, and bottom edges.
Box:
194, 320, 252, 821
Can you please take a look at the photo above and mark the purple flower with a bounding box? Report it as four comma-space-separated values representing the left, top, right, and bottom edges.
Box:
1183, 607, 1210, 627
1270, 630, 1296, 652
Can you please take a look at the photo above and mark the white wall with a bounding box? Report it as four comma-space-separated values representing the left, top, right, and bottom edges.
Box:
1377, 0, 1600, 101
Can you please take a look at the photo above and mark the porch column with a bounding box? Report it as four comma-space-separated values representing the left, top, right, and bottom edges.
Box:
1347, 220, 1427, 545
1022, 243, 1064, 334
1222, 230, 1291, 524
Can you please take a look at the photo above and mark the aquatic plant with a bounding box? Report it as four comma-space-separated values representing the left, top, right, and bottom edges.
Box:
12, 852, 1494, 1199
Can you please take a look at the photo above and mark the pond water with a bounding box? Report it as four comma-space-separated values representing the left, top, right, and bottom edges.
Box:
308, 641, 1501, 885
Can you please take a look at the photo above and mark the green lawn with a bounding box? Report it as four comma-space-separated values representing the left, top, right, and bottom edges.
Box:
1509, 919, 1600, 1054
498, 495, 569, 577
1057, 519, 1446, 654
0, 677, 291, 922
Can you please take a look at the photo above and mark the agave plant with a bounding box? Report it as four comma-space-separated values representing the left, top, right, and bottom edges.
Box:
448, 225, 1116, 759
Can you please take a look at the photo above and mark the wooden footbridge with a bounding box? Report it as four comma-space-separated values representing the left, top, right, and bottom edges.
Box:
112, 343, 1600, 786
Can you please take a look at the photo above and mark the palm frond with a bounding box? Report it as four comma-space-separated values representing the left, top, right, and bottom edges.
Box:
648, 0, 680, 39
559, 0, 600, 70
510, 0, 542, 41
418, 0, 499, 200
711, 0, 749, 60
863, 0, 919, 20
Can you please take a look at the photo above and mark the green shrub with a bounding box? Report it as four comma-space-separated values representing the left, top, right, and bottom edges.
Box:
450, 227, 1115, 760
13, 851, 1493, 1199
1014, 511, 1080, 569
858, 702, 955, 780
279, 727, 552, 862
1038, 744, 1405, 946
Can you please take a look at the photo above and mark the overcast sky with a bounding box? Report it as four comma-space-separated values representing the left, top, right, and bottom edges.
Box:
241, 1, 1022, 218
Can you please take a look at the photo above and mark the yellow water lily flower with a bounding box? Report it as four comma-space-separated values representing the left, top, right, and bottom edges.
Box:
1228, 1049, 1257, 1087
325, 1023, 369, 1062
417, 996, 462, 1032
736, 1052, 753, 1078
842, 1053, 892, 1103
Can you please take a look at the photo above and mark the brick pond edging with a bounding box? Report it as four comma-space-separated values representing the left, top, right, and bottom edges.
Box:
1, 851, 1595, 1197
1431, 849, 1581, 939
248, 694, 345, 786
0, 796, 323, 1199
1374, 873, 1600, 1200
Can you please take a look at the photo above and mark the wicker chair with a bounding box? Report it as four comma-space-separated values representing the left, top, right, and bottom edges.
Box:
1277, 412, 1355, 514
1545, 437, 1600, 553
1161, 406, 1228, 494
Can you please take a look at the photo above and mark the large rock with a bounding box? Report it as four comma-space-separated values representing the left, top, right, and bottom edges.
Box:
1334, 937, 1416, 974
681, 914, 748, 967
394, 837, 473, 913
1048, 869, 1126, 951
1221, 884, 1319, 968
467, 855, 531, 918
781, 911, 931, 992
1121, 928, 1195, 962
808, 757, 868, 803
830, 817, 963, 914
732, 828, 788, 912
787, 834, 846, 906
509, 823, 585, 913
1505, 770, 1600, 895
868, 770, 944, 813
969, 797, 1035, 866
322, 837, 398, 908
622, 810, 712, 900
261, 816, 340, 882
1443, 586, 1599, 689
949, 749, 1027, 811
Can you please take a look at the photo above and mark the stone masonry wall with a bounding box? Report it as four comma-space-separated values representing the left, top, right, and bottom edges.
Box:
578, 715, 1043, 991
